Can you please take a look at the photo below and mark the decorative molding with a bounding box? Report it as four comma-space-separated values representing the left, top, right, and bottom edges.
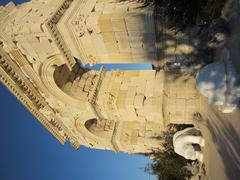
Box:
71, 13, 86, 37
0, 51, 67, 144
89, 66, 106, 105
46, 0, 75, 69
0, 49, 46, 109
57, 0, 98, 65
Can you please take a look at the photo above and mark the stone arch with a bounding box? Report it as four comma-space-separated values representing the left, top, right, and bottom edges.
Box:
40, 54, 85, 107
75, 116, 115, 151
53, 61, 102, 102
40, 57, 115, 150
85, 118, 97, 130
53, 63, 88, 101
84, 118, 114, 139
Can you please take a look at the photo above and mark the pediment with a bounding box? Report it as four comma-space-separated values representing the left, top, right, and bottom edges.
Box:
57, 0, 157, 65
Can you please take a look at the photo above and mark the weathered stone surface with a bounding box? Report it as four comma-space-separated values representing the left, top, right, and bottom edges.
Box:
0, 0, 201, 154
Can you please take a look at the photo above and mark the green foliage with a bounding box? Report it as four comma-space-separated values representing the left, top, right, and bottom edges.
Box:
155, 0, 226, 30
146, 125, 194, 180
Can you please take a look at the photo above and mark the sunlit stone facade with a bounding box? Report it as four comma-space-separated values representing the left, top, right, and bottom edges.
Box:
0, 0, 200, 153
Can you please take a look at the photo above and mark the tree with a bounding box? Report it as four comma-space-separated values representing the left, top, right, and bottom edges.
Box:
145, 125, 195, 180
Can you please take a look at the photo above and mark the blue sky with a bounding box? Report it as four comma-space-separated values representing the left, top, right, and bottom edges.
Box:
0, 1, 155, 180
0, 85, 153, 180
80, 63, 153, 71
0, 0, 27, 5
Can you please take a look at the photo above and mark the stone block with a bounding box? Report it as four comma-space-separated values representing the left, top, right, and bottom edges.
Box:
95, 2, 105, 12
80, 35, 97, 58
136, 82, 146, 95
84, 85, 90, 92
78, 78, 86, 88
131, 48, 146, 63
128, 2, 145, 10
105, 42, 119, 53
86, 77, 93, 86
124, 12, 145, 31
138, 129, 145, 138
129, 77, 142, 86
63, 81, 72, 92
143, 9, 155, 33
111, 19, 126, 32
131, 130, 138, 144
142, 33, 156, 50
128, 31, 143, 48
103, 3, 115, 14
116, 90, 127, 108
115, 32, 131, 53
120, 82, 128, 91
123, 71, 139, 77
69, 72, 76, 82
134, 94, 144, 109
101, 32, 116, 43
145, 80, 155, 97
78, 92, 88, 100
91, 34, 107, 55
108, 53, 132, 63
98, 14, 113, 32
111, 82, 121, 97
115, 4, 128, 12
136, 107, 145, 117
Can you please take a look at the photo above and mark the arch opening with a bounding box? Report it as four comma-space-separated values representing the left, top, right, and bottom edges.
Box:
53, 63, 100, 101
84, 118, 115, 139
85, 118, 97, 130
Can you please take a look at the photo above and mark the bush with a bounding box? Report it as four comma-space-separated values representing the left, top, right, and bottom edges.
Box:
155, 0, 227, 30
145, 125, 195, 180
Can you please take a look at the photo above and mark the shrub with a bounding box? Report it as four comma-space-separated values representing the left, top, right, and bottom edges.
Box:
145, 125, 195, 180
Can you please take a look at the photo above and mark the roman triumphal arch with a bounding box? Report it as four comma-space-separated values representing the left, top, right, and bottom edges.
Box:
0, 0, 201, 153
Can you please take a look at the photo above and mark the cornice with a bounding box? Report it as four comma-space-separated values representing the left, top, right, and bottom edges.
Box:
60, 0, 89, 65
0, 46, 75, 144
46, 0, 75, 70
0, 53, 66, 144
90, 67, 122, 152
57, 0, 99, 65
89, 66, 106, 105
0, 49, 46, 109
